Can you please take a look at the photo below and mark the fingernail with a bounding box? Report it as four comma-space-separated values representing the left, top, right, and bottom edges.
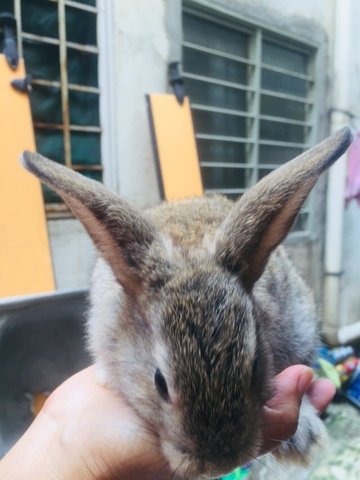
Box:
297, 367, 314, 395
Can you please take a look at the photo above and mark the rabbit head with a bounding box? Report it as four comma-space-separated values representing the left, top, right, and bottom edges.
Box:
21, 127, 352, 478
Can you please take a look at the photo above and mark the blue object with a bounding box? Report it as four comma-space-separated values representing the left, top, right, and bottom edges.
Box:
343, 365, 360, 408
317, 345, 355, 365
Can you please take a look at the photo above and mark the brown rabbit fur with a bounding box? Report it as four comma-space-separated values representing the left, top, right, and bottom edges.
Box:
22, 127, 352, 479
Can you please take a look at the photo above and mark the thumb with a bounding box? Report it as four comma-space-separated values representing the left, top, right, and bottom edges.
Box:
260, 365, 313, 453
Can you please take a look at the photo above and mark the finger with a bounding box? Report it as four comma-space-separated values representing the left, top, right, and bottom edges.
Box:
266, 365, 313, 410
306, 378, 336, 413
261, 365, 313, 453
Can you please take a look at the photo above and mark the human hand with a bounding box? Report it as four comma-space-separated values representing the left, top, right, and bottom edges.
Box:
40, 365, 171, 480
0, 364, 335, 480
261, 365, 335, 453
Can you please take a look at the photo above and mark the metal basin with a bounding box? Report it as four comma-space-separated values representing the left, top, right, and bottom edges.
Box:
0, 289, 91, 457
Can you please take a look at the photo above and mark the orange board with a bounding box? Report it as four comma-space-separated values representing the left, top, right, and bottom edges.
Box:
148, 94, 203, 201
0, 54, 55, 297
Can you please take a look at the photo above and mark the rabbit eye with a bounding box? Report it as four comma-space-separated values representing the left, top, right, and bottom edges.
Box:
154, 368, 169, 401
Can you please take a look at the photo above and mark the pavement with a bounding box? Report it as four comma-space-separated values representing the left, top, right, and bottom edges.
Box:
251, 399, 360, 479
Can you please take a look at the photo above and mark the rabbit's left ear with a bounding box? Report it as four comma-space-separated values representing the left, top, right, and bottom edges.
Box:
21, 151, 162, 298
215, 128, 352, 291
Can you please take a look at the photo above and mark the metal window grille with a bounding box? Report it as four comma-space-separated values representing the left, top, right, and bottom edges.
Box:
2, 0, 100, 208
183, 10, 316, 232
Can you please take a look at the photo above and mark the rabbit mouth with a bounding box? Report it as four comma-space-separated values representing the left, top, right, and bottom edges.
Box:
161, 438, 248, 480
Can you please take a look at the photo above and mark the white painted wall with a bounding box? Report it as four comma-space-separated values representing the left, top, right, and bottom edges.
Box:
104, 0, 168, 206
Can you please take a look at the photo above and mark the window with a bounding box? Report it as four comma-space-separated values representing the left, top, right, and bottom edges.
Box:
183, 10, 316, 232
2, 0, 100, 207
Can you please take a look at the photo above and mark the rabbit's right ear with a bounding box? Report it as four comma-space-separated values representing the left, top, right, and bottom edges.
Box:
215, 128, 352, 291
21, 152, 162, 298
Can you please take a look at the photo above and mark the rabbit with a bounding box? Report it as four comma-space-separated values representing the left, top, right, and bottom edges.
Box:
21, 127, 352, 479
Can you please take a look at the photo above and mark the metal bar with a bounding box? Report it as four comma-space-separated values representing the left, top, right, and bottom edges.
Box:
249, 28, 262, 183
65, 1, 98, 13
69, 125, 101, 133
35, 122, 101, 133
205, 188, 246, 194
66, 40, 98, 54
201, 162, 255, 168
261, 62, 313, 82
14, 0, 23, 58
48, 0, 98, 13
259, 114, 311, 127
32, 78, 100, 94
58, 0, 72, 167
22, 32, 60, 46
183, 41, 255, 66
72, 165, 103, 171
260, 88, 313, 104
66, 83, 100, 94
45, 202, 72, 218
196, 134, 255, 143
183, 72, 254, 92
34, 123, 64, 130
258, 163, 301, 170
300, 50, 316, 234
191, 103, 254, 118
22, 32, 98, 54
259, 139, 309, 148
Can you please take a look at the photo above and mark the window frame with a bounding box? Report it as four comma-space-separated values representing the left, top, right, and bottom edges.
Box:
183, 0, 321, 238
11, 0, 104, 216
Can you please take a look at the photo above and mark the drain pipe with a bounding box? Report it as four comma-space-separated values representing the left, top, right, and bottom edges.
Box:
323, 0, 352, 345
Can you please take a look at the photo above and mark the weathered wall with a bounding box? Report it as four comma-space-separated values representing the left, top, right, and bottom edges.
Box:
203, 0, 333, 35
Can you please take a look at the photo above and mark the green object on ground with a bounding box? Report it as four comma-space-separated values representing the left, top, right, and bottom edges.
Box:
219, 466, 250, 479
318, 358, 341, 389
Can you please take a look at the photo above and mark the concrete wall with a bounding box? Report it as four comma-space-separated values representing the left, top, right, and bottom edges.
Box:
48, 0, 338, 307
204, 0, 333, 35
47, 219, 95, 290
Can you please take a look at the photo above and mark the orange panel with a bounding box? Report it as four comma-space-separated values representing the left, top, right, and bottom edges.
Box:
0, 55, 55, 297
148, 94, 203, 201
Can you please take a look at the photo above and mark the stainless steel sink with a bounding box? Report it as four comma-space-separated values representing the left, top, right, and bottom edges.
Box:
0, 289, 91, 457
